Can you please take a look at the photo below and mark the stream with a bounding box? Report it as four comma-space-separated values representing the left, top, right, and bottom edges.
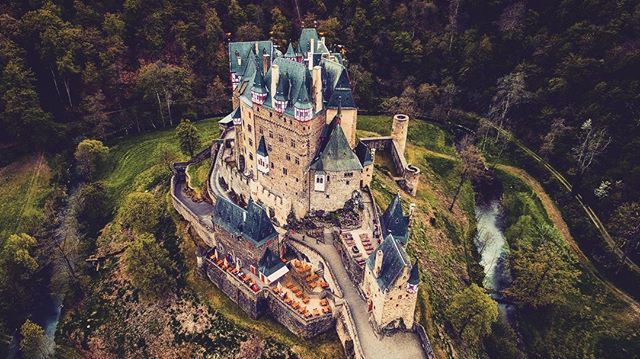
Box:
473, 196, 516, 322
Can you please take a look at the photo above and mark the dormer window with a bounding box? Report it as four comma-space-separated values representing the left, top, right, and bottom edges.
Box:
251, 89, 267, 104
294, 107, 312, 121
274, 98, 288, 113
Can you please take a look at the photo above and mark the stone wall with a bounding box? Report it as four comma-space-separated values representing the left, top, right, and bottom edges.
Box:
286, 239, 344, 298
335, 239, 365, 289
267, 291, 335, 338
205, 262, 267, 319
309, 169, 362, 213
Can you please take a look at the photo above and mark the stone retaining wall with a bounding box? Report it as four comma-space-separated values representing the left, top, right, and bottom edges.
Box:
267, 290, 335, 339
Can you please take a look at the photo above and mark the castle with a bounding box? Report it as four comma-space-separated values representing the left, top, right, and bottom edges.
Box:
172, 28, 431, 358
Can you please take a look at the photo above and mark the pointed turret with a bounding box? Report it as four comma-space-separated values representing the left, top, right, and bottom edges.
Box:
380, 193, 410, 245
273, 74, 290, 112
251, 58, 268, 104
294, 80, 313, 121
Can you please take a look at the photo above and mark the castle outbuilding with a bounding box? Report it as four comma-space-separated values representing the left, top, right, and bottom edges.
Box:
362, 195, 419, 334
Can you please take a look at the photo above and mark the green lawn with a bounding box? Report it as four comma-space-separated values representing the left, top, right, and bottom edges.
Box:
100, 118, 220, 204
357, 115, 456, 155
187, 160, 210, 197
0, 153, 52, 240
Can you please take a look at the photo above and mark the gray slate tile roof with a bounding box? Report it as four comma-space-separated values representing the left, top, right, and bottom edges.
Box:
380, 194, 410, 245
355, 141, 373, 166
408, 260, 420, 285
212, 197, 277, 246
258, 248, 286, 277
366, 234, 411, 291
310, 124, 363, 172
228, 41, 273, 74
257, 136, 268, 156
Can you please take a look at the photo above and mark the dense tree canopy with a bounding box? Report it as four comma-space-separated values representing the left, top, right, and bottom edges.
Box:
122, 232, 176, 299
445, 283, 498, 343
117, 191, 162, 233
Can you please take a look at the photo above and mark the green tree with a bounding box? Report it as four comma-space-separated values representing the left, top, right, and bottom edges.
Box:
449, 136, 487, 211
505, 218, 580, 308
609, 202, 640, 271
20, 319, 54, 358
122, 232, 176, 299
445, 283, 498, 343
117, 192, 162, 233
269, 8, 290, 47
154, 143, 180, 170
136, 61, 193, 128
74, 182, 112, 237
0, 234, 39, 332
176, 119, 201, 157
80, 90, 110, 140
74, 139, 109, 180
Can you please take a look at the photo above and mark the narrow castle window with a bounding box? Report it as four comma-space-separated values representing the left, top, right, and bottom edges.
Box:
279, 135, 284, 143
283, 167, 288, 175
269, 130, 273, 138
286, 153, 291, 161
248, 124, 252, 132
295, 157, 300, 165
291, 139, 296, 148
248, 139, 253, 147
249, 153, 253, 160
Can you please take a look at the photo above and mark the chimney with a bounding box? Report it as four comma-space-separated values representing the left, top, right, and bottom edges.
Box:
270, 64, 279, 99
310, 38, 315, 54
321, 36, 326, 45
255, 42, 259, 54
308, 50, 313, 71
312, 65, 322, 112
263, 53, 270, 75
235, 50, 241, 66
374, 249, 384, 278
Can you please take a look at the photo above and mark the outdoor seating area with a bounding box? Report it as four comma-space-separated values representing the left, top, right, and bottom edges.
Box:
291, 259, 330, 290
339, 230, 376, 268
206, 250, 261, 293
272, 279, 332, 319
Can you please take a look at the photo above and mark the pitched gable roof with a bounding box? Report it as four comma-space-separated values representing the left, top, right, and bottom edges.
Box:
212, 197, 277, 246
298, 28, 319, 54
366, 234, 411, 291
380, 194, 410, 245
310, 124, 362, 172
257, 136, 268, 156
355, 141, 373, 167
258, 248, 286, 277
228, 41, 273, 74
408, 260, 420, 285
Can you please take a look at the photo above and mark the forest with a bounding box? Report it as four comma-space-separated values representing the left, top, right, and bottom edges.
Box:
1, 0, 639, 357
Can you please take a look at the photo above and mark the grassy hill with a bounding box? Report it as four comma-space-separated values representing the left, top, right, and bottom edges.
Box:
99, 118, 220, 205
0, 153, 52, 240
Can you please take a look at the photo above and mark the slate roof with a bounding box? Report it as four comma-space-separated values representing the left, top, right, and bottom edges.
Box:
366, 234, 411, 291
212, 198, 277, 246
257, 136, 268, 156
229, 29, 357, 113
251, 58, 267, 94
298, 28, 320, 54
228, 41, 273, 74
408, 260, 420, 285
219, 107, 240, 125
355, 141, 373, 166
284, 43, 297, 58
294, 80, 313, 110
310, 124, 363, 172
380, 194, 410, 245
327, 88, 356, 108
258, 248, 286, 277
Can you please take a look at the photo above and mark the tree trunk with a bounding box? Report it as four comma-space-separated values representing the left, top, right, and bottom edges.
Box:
164, 89, 173, 126
50, 65, 61, 99
155, 90, 165, 128
63, 78, 73, 108
449, 171, 467, 212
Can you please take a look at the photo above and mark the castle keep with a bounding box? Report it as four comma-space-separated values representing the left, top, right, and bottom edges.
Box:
172, 28, 432, 358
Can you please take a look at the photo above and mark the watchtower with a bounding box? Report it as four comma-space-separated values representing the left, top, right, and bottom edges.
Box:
391, 114, 409, 155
